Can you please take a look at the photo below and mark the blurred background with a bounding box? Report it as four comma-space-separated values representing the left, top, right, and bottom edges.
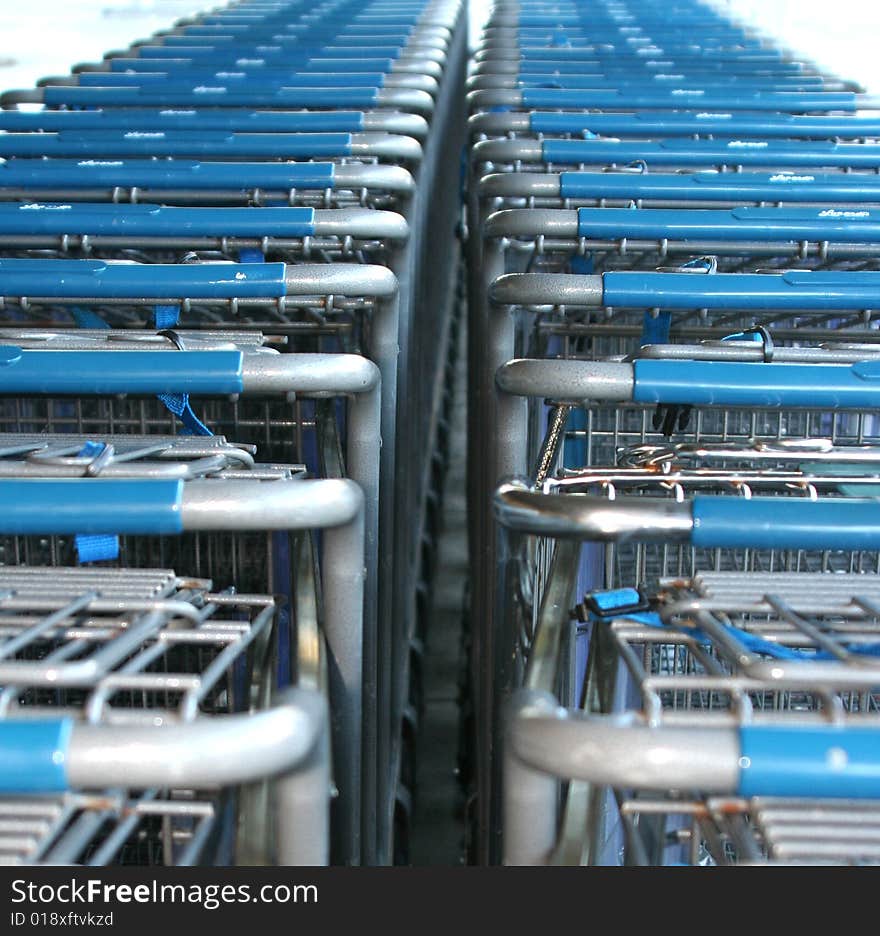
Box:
1, 0, 878, 94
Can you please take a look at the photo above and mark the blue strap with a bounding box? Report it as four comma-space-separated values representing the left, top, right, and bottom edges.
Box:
156, 389, 212, 436
74, 442, 120, 564
153, 303, 181, 329
640, 310, 672, 346
70, 306, 109, 329
569, 253, 593, 274
67, 302, 210, 434
583, 588, 880, 661
239, 247, 266, 264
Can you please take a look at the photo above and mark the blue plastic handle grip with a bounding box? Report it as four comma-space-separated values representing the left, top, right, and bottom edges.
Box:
0, 110, 367, 133
603, 270, 880, 310
516, 76, 823, 92
576, 206, 880, 242
0, 720, 73, 793
42, 86, 382, 107
632, 359, 880, 409
110, 57, 397, 74
77, 71, 388, 89
544, 139, 880, 168
0, 159, 336, 191
0, 346, 244, 394
0, 133, 353, 159
533, 111, 880, 139
521, 89, 857, 112
158, 36, 407, 57
0, 204, 316, 238
0, 258, 287, 299
739, 725, 880, 798
692, 495, 880, 550
559, 170, 880, 204
0, 479, 184, 534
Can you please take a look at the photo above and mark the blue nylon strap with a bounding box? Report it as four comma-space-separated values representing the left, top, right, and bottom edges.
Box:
239, 247, 266, 264
70, 306, 108, 329
67, 299, 209, 435
73, 443, 120, 564
582, 588, 880, 661
153, 303, 181, 329
640, 311, 672, 346
0, 719, 73, 792
156, 390, 213, 437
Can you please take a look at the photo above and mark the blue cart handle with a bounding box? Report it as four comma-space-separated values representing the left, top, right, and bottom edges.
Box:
520, 88, 859, 112
543, 138, 880, 169
42, 86, 383, 108
0, 110, 367, 133
559, 170, 880, 205
77, 71, 389, 90
532, 111, 880, 139
577, 206, 880, 243
0, 132, 354, 159
633, 358, 880, 408
107, 57, 398, 74
0, 158, 336, 191
0, 203, 316, 238
0, 479, 183, 535
604, 269, 880, 310
692, 496, 880, 552
0, 258, 287, 300
0, 345, 243, 394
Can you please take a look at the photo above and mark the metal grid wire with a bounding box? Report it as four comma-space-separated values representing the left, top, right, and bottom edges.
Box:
0, 435, 312, 594
0, 791, 218, 867
617, 795, 880, 865
594, 571, 880, 865
0, 296, 369, 348
0, 238, 396, 265
493, 233, 880, 275
0, 567, 282, 866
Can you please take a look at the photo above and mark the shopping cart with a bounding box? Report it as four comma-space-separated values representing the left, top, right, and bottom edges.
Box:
496, 479, 880, 865
0, 334, 378, 864
0, 445, 343, 867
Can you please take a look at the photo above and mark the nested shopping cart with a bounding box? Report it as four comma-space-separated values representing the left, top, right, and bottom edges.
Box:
0, 439, 345, 866
0, 0, 468, 867
0, 333, 379, 865
496, 468, 880, 865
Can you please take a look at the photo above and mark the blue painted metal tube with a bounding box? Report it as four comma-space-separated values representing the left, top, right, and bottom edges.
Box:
576, 206, 880, 243
738, 726, 880, 798
602, 270, 880, 310
544, 139, 880, 168
0, 346, 244, 394
521, 89, 857, 112
0, 720, 73, 792
0, 479, 184, 534
0, 258, 288, 299
0, 159, 336, 190
531, 112, 880, 139
42, 87, 382, 107
0, 110, 367, 133
0, 203, 316, 238
559, 170, 880, 204
632, 358, 880, 409
76, 71, 389, 89
691, 496, 880, 552
108, 57, 397, 74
